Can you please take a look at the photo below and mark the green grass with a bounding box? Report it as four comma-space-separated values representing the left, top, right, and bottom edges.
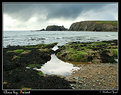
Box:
95, 21, 118, 26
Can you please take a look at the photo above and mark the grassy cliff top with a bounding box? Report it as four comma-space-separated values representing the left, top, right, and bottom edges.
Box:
74, 20, 118, 26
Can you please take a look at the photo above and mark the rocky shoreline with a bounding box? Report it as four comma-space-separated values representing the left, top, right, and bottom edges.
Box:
3, 43, 72, 89
38, 21, 118, 32
3, 40, 118, 89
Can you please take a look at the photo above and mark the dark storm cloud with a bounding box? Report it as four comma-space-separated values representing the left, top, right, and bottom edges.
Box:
3, 3, 47, 21
46, 3, 108, 19
3, 2, 112, 21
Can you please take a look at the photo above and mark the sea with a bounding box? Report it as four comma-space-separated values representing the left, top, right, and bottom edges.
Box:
3, 30, 118, 48
3, 30, 118, 76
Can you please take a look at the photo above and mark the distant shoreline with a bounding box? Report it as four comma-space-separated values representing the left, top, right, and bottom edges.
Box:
37, 20, 118, 32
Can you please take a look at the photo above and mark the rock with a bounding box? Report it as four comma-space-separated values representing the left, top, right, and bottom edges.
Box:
69, 21, 118, 31
3, 68, 72, 89
79, 81, 83, 84
3, 43, 58, 71
70, 84, 75, 87
39, 29, 45, 31
56, 40, 118, 64
3, 43, 73, 89
74, 77, 79, 80
46, 25, 68, 31
98, 72, 101, 74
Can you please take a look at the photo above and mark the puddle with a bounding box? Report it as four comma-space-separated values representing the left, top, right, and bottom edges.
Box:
36, 46, 80, 76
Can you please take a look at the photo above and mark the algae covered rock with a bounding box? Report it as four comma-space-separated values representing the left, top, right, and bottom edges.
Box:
56, 40, 118, 63
3, 67, 72, 89
3, 43, 58, 71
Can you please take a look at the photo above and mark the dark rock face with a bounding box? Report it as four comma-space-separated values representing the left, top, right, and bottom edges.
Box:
69, 21, 118, 31
46, 25, 68, 31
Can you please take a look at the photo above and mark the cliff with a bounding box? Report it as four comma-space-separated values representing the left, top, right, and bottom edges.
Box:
46, 25, 68, 31
69, 21, 118, 31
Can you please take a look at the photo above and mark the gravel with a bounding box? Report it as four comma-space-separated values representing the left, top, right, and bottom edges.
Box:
64, 63, 118, 90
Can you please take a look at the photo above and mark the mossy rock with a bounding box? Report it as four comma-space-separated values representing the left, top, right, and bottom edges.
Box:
56, 40, 118, 63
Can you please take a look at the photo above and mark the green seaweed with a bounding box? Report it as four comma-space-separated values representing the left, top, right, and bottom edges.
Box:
108, 49, 118, 57
7, 49, 24, 54
37, 71, 43, 76
27, 64, 42, 68
56, 40, 118, 63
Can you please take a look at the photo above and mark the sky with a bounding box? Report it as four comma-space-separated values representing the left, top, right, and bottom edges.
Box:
3, 2, 118, 31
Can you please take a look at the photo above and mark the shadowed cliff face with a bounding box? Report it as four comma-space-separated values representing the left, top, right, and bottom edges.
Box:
69, 21, 118, 31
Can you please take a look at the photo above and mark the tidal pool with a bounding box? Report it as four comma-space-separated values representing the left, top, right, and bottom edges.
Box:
37, 54, 80, 76
36, 46, 80, 76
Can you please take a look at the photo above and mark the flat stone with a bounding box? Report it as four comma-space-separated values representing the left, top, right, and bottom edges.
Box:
70, 84, 75, 87
74, 77, 79, 80
79, 81, 83, 84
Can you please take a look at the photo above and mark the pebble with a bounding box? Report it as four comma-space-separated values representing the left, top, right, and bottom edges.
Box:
79, 81, 83, 84
72, 87, 75, 89
98, 72, 101, 74
93, 84, 95, 87
26, 67, 31, 69
109, 65, 114, 68
97, 80, 99, 82
74, 77, 79, 80
70, 84, 75, 87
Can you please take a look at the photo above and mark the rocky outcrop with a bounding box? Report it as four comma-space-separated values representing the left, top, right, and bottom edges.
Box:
69, 21, 118, 31
3, 68, 72, 89
56, 40, 118, 63
46, 25, 68, 31
3, 43, 73, 89
3, 43, 58, 71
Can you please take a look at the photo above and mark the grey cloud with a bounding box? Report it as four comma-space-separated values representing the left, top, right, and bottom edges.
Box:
3, 2, 114, 21
3, 3, 48, 21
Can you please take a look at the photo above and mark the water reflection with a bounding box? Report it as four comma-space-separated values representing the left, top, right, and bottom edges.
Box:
36, 54, 80, 76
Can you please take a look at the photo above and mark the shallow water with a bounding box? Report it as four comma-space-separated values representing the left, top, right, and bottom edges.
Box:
36, 54, 80, 76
